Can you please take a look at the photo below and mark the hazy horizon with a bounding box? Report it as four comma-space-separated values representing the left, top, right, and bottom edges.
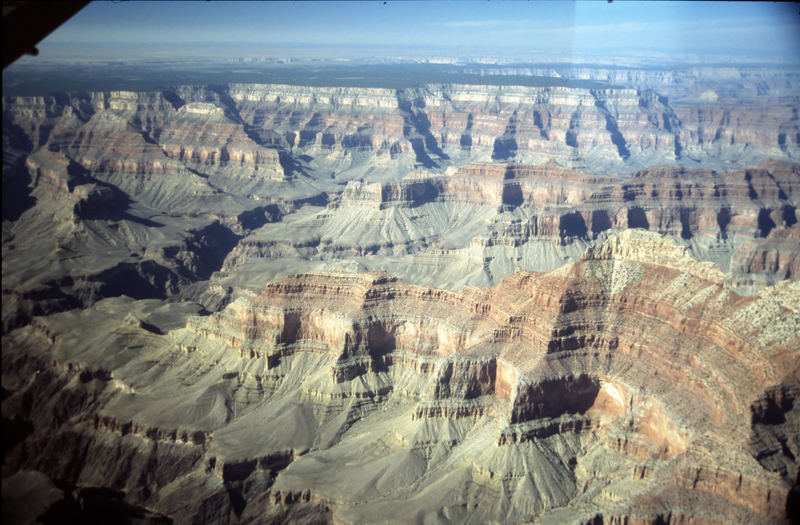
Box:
14, 1, 800, 65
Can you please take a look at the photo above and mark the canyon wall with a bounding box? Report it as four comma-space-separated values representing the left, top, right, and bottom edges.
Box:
5, 76, 798, 182
3, 232, 798, 523
3, 70, 799, 524
2, 81, 798, 331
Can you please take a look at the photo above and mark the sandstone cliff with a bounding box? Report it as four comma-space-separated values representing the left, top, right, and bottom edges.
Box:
5, 75, 798, 183
2, 232, 798, 523
3, 72, 799, 524
223, 159, 798, 292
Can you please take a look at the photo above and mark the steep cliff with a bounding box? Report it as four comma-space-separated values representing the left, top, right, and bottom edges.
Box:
3, 232, 798, 523
224, 81, 798, 173
223, 159, 799, 291
5, 77, 798, 182
3, 73, 799, 524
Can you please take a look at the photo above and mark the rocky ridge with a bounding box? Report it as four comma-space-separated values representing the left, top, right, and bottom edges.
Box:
221, 159, 799, 293
2, 231, 798, 523
3, 71, 800, 524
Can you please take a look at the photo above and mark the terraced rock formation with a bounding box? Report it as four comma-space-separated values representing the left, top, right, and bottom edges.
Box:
5, 74, 799, 180
3, 70, 800, 524
3, 232, 798, 524
2, 83, 799, 336
228, 159, 797, 290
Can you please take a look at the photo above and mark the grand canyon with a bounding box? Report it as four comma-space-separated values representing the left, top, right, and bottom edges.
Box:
3, 15, 800, 523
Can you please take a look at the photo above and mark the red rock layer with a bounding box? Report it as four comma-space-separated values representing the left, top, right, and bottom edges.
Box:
186, 231, 798, 522
731, 224, 800, 281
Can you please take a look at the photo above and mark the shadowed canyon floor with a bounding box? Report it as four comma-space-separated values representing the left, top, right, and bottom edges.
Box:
3, 68, 800, 524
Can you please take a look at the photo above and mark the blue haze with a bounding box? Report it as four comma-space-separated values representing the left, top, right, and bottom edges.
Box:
24, 1, 800, 63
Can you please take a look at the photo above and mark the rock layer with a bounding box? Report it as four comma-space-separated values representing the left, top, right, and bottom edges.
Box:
223, 159, 799, 291
3, 232, 798, 524
5, 77, 799, 181
3, 71, 800, 524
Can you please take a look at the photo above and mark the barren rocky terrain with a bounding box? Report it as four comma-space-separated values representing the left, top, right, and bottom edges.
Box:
3, 63, 799, 524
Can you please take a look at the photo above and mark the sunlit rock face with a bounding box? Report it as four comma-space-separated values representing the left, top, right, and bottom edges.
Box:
334, 159, 798, 240
2, 70, 800, 524
5, 74, 799, 180
224, 81, 799, 172
221, 159, 798, 294
2, 232, 798, 524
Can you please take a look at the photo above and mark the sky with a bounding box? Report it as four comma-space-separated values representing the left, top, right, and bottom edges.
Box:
31, 1, 800, 62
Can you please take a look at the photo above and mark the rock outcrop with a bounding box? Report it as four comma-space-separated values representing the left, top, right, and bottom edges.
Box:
3, 69, 799, 524
5, 74, 799, 181
730, 224, 800, 288
2, 232, 798, 523
223, 159, 798, 291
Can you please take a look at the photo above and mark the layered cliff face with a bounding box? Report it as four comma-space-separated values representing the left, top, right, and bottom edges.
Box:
3, 232, 798, 524
3, 90, 287, 207
222, 159, 799, 291
4, 79, 797, 286
3, 70, 800, 524
5, 75, 798, 184
225, 81, 798, 173
730, 224, 800, 288
3, 110, 798, 332
464, 65, 800, 170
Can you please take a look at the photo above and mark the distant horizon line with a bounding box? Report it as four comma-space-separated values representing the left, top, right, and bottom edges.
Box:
16, 42, 800, 67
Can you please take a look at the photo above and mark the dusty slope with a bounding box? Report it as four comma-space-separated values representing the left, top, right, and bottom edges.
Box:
3, 231, 799, 524
3, 70, 800, 524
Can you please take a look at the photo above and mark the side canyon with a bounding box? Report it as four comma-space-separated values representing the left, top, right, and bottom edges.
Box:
3, 65, 800, 524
